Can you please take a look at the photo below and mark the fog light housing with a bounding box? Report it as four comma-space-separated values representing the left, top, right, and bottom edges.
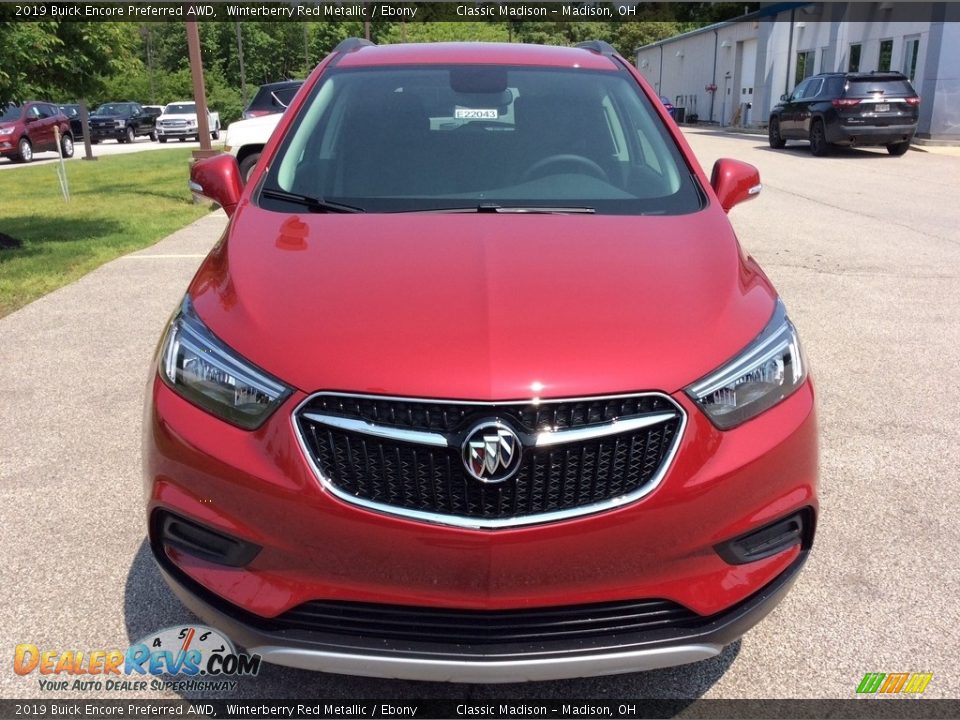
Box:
715, 509, 814, 565
152, 510, 261, 568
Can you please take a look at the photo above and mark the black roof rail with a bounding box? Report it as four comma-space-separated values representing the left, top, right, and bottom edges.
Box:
576, 40, 618, 57
333, 38, 375, 54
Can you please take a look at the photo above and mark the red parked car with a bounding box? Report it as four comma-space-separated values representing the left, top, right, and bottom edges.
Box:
0, 101, 74, 163
146, 39, 818, 682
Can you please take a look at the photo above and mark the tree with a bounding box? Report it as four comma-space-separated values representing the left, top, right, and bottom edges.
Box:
0, 17, 137, 105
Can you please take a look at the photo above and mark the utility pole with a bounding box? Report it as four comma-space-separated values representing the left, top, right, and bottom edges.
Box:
235, 21, 247, 107
303, 24, 310, 73
186, 20, 216, 159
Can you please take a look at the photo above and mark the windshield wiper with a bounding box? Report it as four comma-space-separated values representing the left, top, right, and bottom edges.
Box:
260, 187, 364, 214
396, 203, 595, 214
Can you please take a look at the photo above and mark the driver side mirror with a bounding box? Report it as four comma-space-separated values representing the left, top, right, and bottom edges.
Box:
710, 159, 761, 213
189, 154, 243, 217
780, 93, 790, 102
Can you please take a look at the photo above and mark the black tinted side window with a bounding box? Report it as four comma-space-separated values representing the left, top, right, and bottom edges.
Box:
827, 78, 846, 97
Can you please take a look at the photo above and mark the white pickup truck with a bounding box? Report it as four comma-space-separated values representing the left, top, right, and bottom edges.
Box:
156, 101, 221, 143
224, 112, 282, 181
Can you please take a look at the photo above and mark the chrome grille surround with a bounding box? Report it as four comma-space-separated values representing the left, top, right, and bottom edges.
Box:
292, 391, 686, 529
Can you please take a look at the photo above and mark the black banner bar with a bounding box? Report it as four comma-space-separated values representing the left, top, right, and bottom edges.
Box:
2, 2, 959, 24
2, 699, 960, 720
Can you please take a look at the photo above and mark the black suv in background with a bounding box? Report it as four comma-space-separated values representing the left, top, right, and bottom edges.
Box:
769, 72, 920, 156
242, 80, 303, 119
88, 102, 157, 144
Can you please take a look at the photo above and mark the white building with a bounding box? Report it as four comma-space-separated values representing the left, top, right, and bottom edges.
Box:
635, 2, 960, 143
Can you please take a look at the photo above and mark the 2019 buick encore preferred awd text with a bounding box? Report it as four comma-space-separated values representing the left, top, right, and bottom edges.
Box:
144, 39, 818, 682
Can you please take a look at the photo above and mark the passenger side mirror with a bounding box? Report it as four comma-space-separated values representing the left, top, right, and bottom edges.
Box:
189, 154, 243, 217
710, 159, 761, 213
780, 93, 789, 102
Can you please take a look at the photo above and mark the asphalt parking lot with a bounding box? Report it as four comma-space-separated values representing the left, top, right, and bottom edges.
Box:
0, 136, 209, 170
0, 129, 957, 701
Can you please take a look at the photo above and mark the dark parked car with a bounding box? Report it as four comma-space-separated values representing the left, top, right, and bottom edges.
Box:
769, 71, 920, 156
143, 105, 165, 123
0, 101, 73, 163
88, 102, 157, 144
242, 80, 303, 120
59, 104, 84, 139
153, 38, 818, 682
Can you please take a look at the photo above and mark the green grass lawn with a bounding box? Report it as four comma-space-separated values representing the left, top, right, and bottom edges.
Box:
0, 149, 210, 317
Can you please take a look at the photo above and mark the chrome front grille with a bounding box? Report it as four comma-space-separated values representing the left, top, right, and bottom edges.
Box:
294, 392, 685, 528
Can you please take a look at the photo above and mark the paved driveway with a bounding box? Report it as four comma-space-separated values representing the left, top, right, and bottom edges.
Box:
1, 130, 958, 701
0, 136, 212, 171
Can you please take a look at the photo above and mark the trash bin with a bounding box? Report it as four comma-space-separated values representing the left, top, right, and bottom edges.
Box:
675, 107, 686, 124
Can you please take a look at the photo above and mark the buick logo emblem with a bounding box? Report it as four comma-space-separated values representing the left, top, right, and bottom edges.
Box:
461, 421, 523, 483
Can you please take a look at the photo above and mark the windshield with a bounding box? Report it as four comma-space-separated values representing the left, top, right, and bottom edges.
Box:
60, 105, 80, 118
94, 104, 131, 116
165, 103, 196, 114
0, 104, 22, 122
262, 65, 702, 215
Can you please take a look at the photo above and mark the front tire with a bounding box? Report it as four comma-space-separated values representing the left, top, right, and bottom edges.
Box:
60, 133, 74, 158
238, 152, 261, 183
887, 140, 911, 156
125, 126, 136, 144
150, 130, 158, 142
158, 136, 167, 144
178, 137, 186, 143
809, 120, 831, 156
768, 117, 786, 149
15, 137, 33, 163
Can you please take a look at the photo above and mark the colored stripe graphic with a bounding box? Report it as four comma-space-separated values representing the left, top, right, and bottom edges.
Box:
880, 673, 910, 693
903, 673, 934, 694
857, 672, 933, 694
857, 673, 885, 693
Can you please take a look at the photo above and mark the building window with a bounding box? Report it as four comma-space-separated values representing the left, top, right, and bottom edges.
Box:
849, 43, 862, 72
903, 36, 920, 81
878, 39, 893, 72
795, 50, 815, 85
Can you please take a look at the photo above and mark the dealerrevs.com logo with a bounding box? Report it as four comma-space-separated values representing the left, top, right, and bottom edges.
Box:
14, 625, 261, 692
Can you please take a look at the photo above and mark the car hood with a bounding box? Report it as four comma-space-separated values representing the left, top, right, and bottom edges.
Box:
189, 205, 777, 399
159, 113, 197, 120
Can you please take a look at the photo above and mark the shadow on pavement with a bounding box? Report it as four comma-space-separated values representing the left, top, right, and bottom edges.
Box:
754, 143, 898, 159
125, 540, 738, 704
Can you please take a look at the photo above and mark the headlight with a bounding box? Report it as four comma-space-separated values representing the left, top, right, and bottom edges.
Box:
686, 300, 806, 430
115, 119, 125, 127
159, 297, 291, 429
0, 127, 14, 136
187, 119, 197, 126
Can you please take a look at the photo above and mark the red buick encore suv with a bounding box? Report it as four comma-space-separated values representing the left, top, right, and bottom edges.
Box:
144, 39, 817, 682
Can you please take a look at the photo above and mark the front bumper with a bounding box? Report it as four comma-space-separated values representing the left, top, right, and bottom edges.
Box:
144, 373, 818, 680
157, 127, 197, 138
89, 126, 125, 140
154, 545, 807, 682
